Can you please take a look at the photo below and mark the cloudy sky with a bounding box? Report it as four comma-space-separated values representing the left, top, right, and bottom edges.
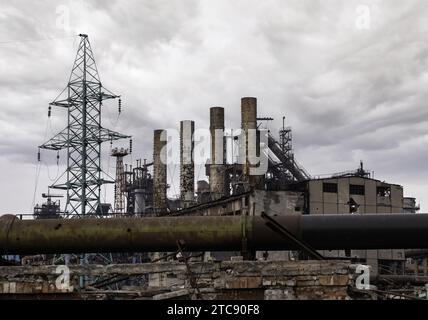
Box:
0, 0, 427, 214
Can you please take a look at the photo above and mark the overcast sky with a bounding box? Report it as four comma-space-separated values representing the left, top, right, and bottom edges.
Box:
0, 0, 427, 214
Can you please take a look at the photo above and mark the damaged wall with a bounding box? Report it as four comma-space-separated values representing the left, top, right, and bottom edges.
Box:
0, 260, 356, 300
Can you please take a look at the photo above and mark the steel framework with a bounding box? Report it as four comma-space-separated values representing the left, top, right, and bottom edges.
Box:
40, 34, 130, 216
111, 147, 129, 213
279, 116, 293, 160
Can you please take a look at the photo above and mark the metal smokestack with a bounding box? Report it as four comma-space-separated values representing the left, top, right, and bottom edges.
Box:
153, 129, 167, 214
209, 107, 226, 200
241, 97, 259, 188
180, 120, 195, 207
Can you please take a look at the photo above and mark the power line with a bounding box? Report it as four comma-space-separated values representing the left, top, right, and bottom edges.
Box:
0, 35, 78, 45
30, 114, 53, 212
30, 161, 42, 212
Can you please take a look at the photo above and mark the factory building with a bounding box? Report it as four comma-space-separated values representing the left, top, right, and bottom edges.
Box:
303, 176, 403, 215
287, 176, 407, 276
121, 96, 412, 278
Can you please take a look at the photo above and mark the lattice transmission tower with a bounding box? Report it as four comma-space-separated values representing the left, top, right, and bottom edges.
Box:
40, 34, 130, 216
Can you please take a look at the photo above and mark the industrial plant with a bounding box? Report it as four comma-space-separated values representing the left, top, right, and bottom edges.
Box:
1, 34, 427, 301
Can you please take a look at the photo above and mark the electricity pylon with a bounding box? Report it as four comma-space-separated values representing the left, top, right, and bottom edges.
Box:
40, 34, 130, 216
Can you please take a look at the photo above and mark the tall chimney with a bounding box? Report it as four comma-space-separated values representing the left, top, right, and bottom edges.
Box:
153, 129, 167, 214
180, 120, 195, 206
209, 107, 226, 200
241, 97, 258, 187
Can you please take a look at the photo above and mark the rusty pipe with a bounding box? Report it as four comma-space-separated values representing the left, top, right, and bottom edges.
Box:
405, 249, 428, 258
1, 214, 428, 255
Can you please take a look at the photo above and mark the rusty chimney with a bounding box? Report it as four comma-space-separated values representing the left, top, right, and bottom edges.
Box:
180, 120, 195, 206
153, 129, 167, 214
209, 107, 226, 200
241, 97, 258, 187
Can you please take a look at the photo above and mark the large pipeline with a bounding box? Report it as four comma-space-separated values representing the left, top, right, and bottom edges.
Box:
1, 213, 428, 255
405, 249, 428, 258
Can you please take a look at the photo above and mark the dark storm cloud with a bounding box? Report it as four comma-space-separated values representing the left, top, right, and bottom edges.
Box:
0, 0, 427, 212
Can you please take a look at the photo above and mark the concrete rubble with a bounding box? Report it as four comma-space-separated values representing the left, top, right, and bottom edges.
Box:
0, 260, 355, 300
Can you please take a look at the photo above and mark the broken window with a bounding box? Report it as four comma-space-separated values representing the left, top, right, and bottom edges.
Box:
323, 183, 338, 193
348, 198, 360, 213
350, 184, 365, 196
377, 186, 391, 197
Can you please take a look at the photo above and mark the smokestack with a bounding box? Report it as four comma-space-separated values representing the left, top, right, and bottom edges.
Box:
180, 120, 195, 206
209, 107, 226, 200
241, 97, 258, 187
153, 129, 167, 214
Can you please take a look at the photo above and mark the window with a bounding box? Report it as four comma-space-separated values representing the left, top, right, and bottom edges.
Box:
350, 184, 365, 195
377, 186, 391, 197
348, 198, 360, 213
323, 183, 338, 193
